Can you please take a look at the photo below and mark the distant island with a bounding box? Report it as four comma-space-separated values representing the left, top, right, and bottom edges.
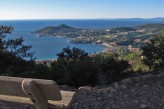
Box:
33, 23, 163, 53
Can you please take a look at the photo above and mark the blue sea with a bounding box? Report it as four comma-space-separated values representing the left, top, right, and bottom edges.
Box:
0, 19, 161, 60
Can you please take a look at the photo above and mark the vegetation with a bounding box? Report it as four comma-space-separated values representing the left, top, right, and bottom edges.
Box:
0, 26, 35, 76
122, 52, 150, 74
142, 32, 164, 70
109, 27, 136, 33
50, 47, 129, 87
135, 24, 163, 32
34, 24, 80, 37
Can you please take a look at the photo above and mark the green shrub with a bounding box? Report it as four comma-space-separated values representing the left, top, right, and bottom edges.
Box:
142, 32, 164, 70
51, 47, 130, 87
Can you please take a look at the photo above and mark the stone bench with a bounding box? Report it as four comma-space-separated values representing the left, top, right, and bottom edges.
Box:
0, 76, 76, 109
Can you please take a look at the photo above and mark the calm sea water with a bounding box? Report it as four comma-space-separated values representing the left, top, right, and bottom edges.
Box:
0, 19, 161, 60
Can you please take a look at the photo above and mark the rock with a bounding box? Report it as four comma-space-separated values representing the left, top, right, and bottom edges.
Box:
139, 104, 148, 109
134, 100, 138, 104
121, 85, 127, 89
114, 82, 120, 89
78, 86, 92, 90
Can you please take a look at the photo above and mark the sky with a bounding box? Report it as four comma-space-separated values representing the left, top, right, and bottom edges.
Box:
0, 0, 164, 20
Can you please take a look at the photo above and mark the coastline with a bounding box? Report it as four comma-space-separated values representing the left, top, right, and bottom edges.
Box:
34, 40, 109, 62
35, 44, 109, 64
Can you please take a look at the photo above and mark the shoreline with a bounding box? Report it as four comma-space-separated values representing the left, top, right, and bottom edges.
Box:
34, 42, 109, 62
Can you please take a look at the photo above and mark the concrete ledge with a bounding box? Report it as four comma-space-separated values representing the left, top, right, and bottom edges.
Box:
49, 91, 76, 109
0, 91, 76, 109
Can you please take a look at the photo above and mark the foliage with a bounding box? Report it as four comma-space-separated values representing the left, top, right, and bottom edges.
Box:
110, 27, 136, 33
141, 32, 164, 69
4, 37, 34, 60
122, 53, 150, 74
51, 47, 130, 87
57, 46, 88, 62
98, 53, 129, 84
20, 63, 52, 79
0, 26, 35, 75
51, 47, 97, 87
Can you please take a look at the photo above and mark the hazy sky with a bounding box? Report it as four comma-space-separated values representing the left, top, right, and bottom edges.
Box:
0, 0, 163, 20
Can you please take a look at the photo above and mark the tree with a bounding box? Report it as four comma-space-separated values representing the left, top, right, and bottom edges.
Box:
0, 26, 35, 60
51, 47, 97, 87
4, 37, 34, 60
122, 53, 150, 74
51, 47, 130, 87
0, 26, 35, 75
0, 26, 13, 50
141, 32, 164, 69
98, 53, 129, 84
56, 46, 88, 62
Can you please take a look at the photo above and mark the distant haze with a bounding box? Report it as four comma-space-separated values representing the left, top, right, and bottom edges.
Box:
0, 0, 164, 20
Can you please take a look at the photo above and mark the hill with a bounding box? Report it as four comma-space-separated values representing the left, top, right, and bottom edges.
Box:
110, 27, 136, 33
109, 24, 163, 33
99, 18, 164, 22
135, 24, 163, 31
34, 24, 80, 37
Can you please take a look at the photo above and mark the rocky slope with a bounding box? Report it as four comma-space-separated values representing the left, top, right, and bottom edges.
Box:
71, 74, 164, 109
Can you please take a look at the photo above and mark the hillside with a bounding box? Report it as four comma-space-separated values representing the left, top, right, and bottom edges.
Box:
109, 24, 163, 33
109, 27, 136, 33
70, 74, 164, 109
135, 24, 163, 32
34, 24, 81, 37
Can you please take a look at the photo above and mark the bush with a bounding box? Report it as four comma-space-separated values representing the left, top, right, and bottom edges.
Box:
20, 63, 52, 79
98, 53, 129, 84
122, 53, 150, 74
51, 47, 98, 87
141, 32, 164, 70
51, 47, 130, 87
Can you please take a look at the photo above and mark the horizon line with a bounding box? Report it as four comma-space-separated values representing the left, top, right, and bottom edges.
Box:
0, 17, 164, 21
